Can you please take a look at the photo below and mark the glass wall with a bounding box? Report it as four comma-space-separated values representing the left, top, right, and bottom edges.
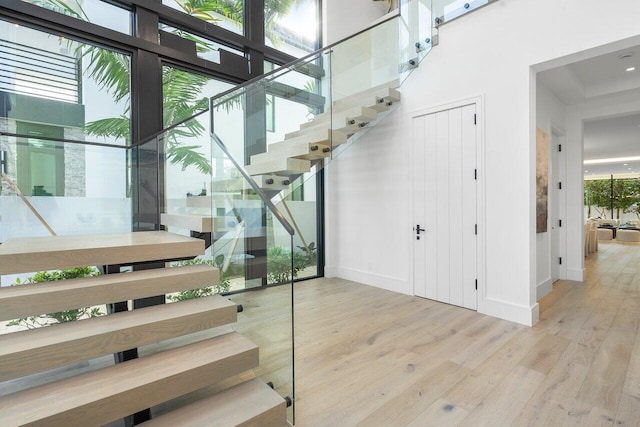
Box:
159, 23, 245, 64
266, 0, 319, 57
0, 19, 131, 146
0, 18, 132, 247
21, 0, 132, 34
584, 176, 640, 222
162, 0, 244, 35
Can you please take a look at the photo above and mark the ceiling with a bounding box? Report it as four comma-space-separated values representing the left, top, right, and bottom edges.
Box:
538, 46, 640, 179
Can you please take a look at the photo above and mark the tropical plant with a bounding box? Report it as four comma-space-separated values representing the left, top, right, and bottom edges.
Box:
267, 245, 309, 284
6, 267, 103, 329
584, 179, 611, 219
585, 178, 640, 219
169, 256, 231, 301
29, 0, 308, 175
169, 0, 243, 24
296, 241, 316, 264
620, 178, 640, 219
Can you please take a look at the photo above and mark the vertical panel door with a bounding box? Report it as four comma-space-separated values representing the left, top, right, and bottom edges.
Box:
413, 104, 477, 310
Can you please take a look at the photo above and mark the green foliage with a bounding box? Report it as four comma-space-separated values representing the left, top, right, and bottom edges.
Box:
584, 179, 612, 218
267, 246, 309, 285
6, 267, 102, 329
616, 178, 640, 218
296, 241, 317, 265
84, 116, 131, 144
170, 0, 243, 24
264, 0, 297, 46
168, 257, 231, 301
33, 0, 304, 174
82, 46, 131, 104
585, 178, 640, 219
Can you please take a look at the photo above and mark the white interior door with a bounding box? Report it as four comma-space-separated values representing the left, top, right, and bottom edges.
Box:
413, 104, 477, 310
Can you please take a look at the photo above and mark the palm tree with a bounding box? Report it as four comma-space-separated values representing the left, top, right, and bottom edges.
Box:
29, 0, 304, 174
169, 0, 243, 24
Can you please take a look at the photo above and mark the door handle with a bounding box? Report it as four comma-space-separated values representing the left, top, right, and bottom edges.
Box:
414, 224, 426, 240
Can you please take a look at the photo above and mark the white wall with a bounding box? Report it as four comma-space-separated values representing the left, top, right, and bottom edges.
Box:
323, 0, 389, 45
535, 83, 567, 299
324, 0, 640, 325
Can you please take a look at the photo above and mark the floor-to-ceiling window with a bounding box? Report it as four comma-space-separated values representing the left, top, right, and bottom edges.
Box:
0, 0, 323, 279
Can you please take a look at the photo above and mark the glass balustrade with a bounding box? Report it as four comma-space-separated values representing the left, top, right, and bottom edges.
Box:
0, 136, 131, 245
209, 10, 425, 294
432, 0, 497, 26
156, 112, 297, 422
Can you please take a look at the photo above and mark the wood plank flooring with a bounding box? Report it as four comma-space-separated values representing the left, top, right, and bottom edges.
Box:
1, 240, 639, 426
290, 240, 640, 426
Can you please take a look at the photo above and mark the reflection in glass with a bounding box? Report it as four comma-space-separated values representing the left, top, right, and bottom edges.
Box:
162, 0, 243, 35
20, 0, 132, 34
159, 23, 245, 64
265, 0, 319, 57
0, 20, 131, 146
0, 135, 130, 242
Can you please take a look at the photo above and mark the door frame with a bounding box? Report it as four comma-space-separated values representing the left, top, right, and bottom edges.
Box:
409, 95, 485, 308
550, 122, 567, 282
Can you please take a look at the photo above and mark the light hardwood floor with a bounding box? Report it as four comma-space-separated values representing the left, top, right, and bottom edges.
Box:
2, 241, 639, 426
289, 241, 640, 426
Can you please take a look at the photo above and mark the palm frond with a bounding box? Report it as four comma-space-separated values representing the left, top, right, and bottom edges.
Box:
167, 145, 212, 174
81, 47, 131, 104
85, 116, 131, 143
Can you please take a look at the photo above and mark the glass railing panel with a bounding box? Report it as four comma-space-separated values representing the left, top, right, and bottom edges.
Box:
210, 133, 296, 423
212, 51, 327, 285
329, 17, 400, 102
159, 111, 295, 422
271, 168, 319, 281
0, 136, 131, 243
432, 0, 496, 26
400, 0, 434, 80
0, 133, 131, 333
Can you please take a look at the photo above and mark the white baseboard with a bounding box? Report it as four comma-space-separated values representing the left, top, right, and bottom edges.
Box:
478, 297, 539, 326
327, 267, 540, 326
567, 267, 585, 282
537, 278, 553, 300
325, 266, 412, 295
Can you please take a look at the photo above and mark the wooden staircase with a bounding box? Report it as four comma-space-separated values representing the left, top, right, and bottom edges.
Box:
245, 81, 401, 190
0, 231, 288, 426
159, 83, 402, 271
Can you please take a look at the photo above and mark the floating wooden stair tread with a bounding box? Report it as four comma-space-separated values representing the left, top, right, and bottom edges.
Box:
253, 175, 292, 190
0, 264, 219, 322
333, 85, 401, 113
185, 193, 235, 208
0, 332, 259, 427
245, 157, 310, 176
0, 295, 237, 382
296, 106, 378, 133
271, 128, 347, 150
141, 378, 287, 426
161, 213, 214, 233
0, 231, 204, 275
250, 143, 331, 164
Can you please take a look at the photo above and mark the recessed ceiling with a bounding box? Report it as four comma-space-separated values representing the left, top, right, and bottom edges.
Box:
583, 113, 640, 160
538, 47, 640, 105
538, 45, 640, 179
